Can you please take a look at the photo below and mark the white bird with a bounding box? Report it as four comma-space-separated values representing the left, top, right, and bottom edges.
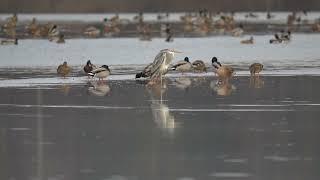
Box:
149, 49, 181, 83
88, 65, 110, 80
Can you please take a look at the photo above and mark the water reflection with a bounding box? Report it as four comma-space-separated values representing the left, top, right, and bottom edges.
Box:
210, 80, 236, 96
59, 84, 71, 95
87, 81, 111, 96
172, 77, 192, 91
147, 80, 176, 136
249, 76, 264, 89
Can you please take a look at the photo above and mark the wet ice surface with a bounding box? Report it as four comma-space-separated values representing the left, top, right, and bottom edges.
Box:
0, 76, 320, 180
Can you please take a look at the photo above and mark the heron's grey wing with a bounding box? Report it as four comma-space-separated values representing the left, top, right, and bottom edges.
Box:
150, 52, 166, 78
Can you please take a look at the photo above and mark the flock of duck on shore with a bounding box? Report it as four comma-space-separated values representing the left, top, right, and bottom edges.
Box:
0, 9, 319, 45
57, 48, 263, 88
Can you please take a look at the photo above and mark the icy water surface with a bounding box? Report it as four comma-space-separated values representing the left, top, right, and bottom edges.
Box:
0, 76, 320, 180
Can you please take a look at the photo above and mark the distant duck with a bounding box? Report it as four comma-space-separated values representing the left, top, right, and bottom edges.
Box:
56, 34, 65, 44
192, 60, 207, 73
88, 65, 110, 80
57, 61, 71, 78
1, 38, 18, 45
231, 25, 244, 37
171, 57, 192, 73
136, 63, 153, 78
84, 26, 101, 37
212, 57, 234, 83
83, 60, 96, 74
280, 30, 291, 42
240, 36, 254, 44
249, 63, 263, 76
269, 34, 282, 44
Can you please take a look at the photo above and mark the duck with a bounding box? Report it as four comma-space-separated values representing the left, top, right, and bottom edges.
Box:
57, 61, 71, 78
280, 30, 291, 42
56, 34, 65, 44
249, 63, 263, 76
88, 65, 110, 80
84, 26, 101, 37
212, 57, 234, 83
171, 57, 192, 73
231, 25, 244, 37
269, 34, 282, 44
136, 63, 153, 79
192, 60, 207, 73
240, 36, 254, 44
83, 60, 96, 75
1, 38, 18, 45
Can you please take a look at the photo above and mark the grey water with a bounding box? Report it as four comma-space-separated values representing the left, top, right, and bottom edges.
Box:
0, 76, 320, 180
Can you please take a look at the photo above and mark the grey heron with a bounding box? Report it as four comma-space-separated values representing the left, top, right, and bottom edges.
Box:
149, 49, 181, 85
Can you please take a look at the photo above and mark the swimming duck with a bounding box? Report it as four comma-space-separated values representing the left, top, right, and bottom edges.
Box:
269, 34, 282, 44
136, 63, 153, 78
88, 65, 110, 80
249, 63, 263, 76
212, 58, 234, 83
57, 61, 71, 78
83, 60, 97, 75
241, 36, 254, 44
1, 38, 18, 45
192, 60, 207, 73
171, 57, 192, 73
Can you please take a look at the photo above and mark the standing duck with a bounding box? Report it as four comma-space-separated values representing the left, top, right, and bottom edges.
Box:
249, 63, 263, 77
171, 57, 192, 74
192, 60, 207, 73
57, 61, 71, 78
83, 60, 96, 75
212, 57, 234, 83
88, 65, 110, 80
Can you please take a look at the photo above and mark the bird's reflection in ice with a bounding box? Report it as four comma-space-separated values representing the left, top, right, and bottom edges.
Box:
172, 77, 192, 91
147, 79, 176, 136
249, 76, 264, 89
210, 80, 236, 96
87, 81, 111, 96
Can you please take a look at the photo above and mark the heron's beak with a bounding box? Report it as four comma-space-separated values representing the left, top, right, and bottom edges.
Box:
173, 49, 182, 53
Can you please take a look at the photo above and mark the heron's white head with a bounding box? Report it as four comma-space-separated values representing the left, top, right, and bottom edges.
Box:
160, 49, 182, 57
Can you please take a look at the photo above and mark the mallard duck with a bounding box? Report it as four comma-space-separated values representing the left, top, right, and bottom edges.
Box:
1, 38, 18, 45
88, 65, 110, 80
171, 57, 192, 73
269, 34, 282, 44
280, 30, 291, 42
249, 63, 263, 76
241, 36, 254, 44
136, 63, 153, 78
212, 58, 234, 82
192, 60, 207, 73
83, 60, 96, 74
57, 61, 71, 78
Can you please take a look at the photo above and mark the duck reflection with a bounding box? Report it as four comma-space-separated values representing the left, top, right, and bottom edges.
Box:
147, 80, 175, 136
249, 76, 264, 89
59, 84, 71, 95
173, 77, 192, 90
87, 81, 111, 96
210, 80, 236, 96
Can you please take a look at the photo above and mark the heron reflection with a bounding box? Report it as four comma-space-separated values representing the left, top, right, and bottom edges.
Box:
147, 80, 176, 136
87, 81, 111, 96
